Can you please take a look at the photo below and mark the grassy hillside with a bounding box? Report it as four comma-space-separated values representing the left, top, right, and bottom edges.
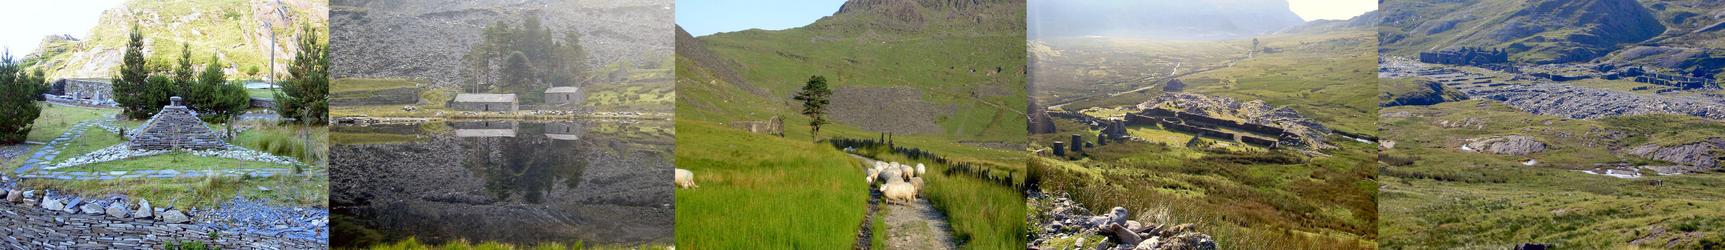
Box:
1380, 100, 1725, 248
673, 120, 869, 249
23, 0, 330, 79
677, 0, 1026, 142
1378, 0, 1665, 63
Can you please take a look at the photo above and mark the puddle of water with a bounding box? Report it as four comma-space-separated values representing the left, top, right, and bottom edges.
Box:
329, 120, 673, 247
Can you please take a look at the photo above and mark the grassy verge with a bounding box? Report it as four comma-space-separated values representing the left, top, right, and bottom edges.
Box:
49, 127, 126, 164
361, 237, 670, 250
26, 102, 118, 142
233, 123, 329, 166
873, 153, 1028, 249
674, 120, 869, 248
19, 173, 326, 209
53, 152, 299, 172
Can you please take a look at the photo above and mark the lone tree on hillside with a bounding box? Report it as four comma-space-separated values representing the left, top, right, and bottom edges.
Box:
275, 24, 328, 125
0, 50, 44, 144
793, 75, 831, 142
114, 23, 169, 119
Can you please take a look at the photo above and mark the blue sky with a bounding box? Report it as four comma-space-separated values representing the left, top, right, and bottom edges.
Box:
677, 0, 848, 37
0, 0, 126, 56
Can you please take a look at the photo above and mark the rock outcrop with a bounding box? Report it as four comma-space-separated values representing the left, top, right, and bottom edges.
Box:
1030, 195, 1217, 250
1624, 138, 1725, 171
1463, 135, 1547, 156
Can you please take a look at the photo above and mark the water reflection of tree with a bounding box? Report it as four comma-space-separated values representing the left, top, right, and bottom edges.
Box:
462, 123, 589, 204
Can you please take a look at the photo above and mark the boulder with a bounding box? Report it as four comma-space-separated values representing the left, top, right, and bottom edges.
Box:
40, 197, 64, 211
79, 203, 103, 214
159, 209, 191, 224
1464, 135, 1546, 155
132, 199, 153, 219
22, 190, 33, 199
1108, 207, 1130, 226
105, 201, 129, 218
61, 197, 82, 213
5, 189, 19, 203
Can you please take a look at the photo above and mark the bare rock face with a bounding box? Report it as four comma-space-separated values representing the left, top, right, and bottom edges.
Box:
1624, 138, 1725, 171
1463, 135, 1547, 156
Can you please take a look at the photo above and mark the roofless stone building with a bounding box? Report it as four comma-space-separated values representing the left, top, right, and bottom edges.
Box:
131, 97, 225, 150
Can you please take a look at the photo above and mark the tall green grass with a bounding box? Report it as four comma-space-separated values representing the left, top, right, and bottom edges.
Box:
233, 123, 328, 167
363, 237, 668, 250
673, 120, 869, 249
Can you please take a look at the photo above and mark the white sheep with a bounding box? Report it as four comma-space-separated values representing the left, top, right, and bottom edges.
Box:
865, 168, 881, 184
675, 168, 698, 189
880, 182, 917, 205
909, 177, 924, 196
915, 163, 926, 176
899, 164, 914, 180
877, 168, 903, 184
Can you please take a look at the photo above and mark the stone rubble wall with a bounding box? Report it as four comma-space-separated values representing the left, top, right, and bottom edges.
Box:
130, 106, 225, 151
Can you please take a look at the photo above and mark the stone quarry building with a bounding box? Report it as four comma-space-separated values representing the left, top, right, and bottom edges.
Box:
1419, 47, 1509, 66
1124, 107, 1293, 148
545, 86, 583, 105
131, 97, 225, 151
46, 79, 116, 106
451, 93, 519, 112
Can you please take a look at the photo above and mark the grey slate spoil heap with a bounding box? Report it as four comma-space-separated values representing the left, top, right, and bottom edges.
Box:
130, 96, 225, 150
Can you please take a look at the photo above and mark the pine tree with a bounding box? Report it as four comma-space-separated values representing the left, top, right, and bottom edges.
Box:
793, 75, 832, 142
0, 50, 43, 144
173, 42, 196, 99
275, 24, 328, 124
114, 22, 161, 119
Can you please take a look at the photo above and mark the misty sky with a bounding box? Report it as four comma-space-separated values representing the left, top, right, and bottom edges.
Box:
1287, 0, 1377, 21
677, 0, 848, 37
0, 0, 125, 56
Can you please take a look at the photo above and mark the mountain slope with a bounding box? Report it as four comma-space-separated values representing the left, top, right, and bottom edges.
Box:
23, 0, 330, 80
1379, 0, 1666, 64
1028, 0, 1305, 40
677, 0, 1026, 141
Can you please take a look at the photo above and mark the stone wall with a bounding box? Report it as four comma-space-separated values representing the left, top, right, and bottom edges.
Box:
449, 101, 518, 112
0, 205, 322, 249
131, 98, 225, 151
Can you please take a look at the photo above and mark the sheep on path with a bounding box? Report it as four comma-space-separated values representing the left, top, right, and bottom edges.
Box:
866, 167, 881, 184
910, 177, 924, 195
880, 182, 917, 205
675, 168, 698, 189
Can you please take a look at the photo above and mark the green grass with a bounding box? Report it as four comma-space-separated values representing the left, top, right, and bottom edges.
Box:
49, 127, 126, 165
232, 123, 329, 166
871, 208, 888, 249
674, 120, 869, 249
52, 152, 298, 172
20, 172, 326, 209
1379, 99, 1725, 248
583, 81, 675, 112
872, 153, 1028, 249
358, 237, 669, 250
25, 102, 118, 142
247, 88, 278, 100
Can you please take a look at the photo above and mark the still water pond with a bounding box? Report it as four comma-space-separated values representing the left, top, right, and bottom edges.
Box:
329, 120, 673, 247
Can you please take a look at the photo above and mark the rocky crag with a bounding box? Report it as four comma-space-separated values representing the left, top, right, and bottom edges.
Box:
330, 0, 673, 87
1029, 194, 1217, 250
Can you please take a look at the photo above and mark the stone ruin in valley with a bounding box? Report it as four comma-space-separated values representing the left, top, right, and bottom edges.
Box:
130, 97, 225, 150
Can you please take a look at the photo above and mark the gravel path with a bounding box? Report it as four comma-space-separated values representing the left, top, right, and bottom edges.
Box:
13, 120, 100, 174
849, 155, 957, 250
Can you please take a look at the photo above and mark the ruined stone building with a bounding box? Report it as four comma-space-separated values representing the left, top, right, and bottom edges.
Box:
131, 97, 225, 151
1419, 47, 1509, 66
451, 94, 519, 112
545, 86, 583, 105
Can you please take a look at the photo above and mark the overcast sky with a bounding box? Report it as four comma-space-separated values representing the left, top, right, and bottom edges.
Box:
0, 0, 125, 57
1287, 0, 1377, 21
